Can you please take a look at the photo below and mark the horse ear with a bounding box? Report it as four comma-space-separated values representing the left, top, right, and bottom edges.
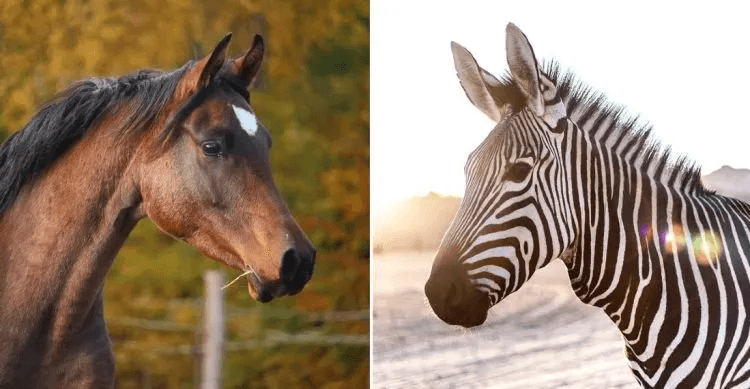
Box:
505, 23, 544, 116
232, 35, 264, 88
180, 33, 232, 95
451, 41, 505, 122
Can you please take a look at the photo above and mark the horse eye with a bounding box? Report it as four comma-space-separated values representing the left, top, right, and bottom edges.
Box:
503, 162, 533, 182
201, 141, 222, 157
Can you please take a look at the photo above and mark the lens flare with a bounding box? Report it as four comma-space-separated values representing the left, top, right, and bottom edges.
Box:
692, 230, 722, 265
663, 224, 686, 254
641, 223, 723, 264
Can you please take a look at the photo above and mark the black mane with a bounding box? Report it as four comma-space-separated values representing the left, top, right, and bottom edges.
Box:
0, 64, 190, 216
496, 61, 707, 194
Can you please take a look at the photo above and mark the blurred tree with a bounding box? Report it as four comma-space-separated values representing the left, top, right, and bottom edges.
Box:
0, 0, 369, 387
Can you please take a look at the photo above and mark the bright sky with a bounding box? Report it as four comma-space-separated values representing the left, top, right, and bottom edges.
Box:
371, 0, 750, 214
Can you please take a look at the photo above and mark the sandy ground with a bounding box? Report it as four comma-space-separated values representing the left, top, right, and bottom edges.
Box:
372, 250, 639, 388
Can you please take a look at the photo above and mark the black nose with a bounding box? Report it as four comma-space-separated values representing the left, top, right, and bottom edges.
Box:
425, 257, 490, 327
425, 266, 471, 313
281, 249, 301, 284
281, 247, 316, 294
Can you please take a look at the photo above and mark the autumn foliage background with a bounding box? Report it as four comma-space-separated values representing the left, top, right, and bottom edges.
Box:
0, 0, 369, 388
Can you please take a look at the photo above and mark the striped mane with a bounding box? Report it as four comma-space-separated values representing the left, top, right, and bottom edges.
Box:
496, 61, 710, 196
0, 64, 190, 217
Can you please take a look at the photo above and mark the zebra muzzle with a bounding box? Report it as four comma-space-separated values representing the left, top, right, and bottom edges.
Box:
425, 260, 491, 328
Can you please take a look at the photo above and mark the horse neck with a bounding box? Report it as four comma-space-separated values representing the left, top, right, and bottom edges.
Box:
0, 122, 144, 342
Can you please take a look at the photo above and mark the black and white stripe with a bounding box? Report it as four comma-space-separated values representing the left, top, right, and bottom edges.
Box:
434, 23, 750, 388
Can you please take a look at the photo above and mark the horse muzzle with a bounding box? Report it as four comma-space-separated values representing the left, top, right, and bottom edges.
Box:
246, 246, 316, 302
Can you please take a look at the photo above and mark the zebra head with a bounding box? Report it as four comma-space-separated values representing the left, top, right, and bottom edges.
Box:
425, 23, 576, 327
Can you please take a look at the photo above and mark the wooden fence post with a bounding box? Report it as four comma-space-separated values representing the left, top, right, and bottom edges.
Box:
201, 271, 225, 389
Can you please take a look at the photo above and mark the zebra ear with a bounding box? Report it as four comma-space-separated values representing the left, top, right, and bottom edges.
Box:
451, 41, 504, 122
505, 23, 544, 116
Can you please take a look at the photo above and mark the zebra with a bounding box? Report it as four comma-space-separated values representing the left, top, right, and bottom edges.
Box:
424, 23, 750, 388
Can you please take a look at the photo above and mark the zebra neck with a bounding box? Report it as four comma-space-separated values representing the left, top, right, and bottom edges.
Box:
563, 125, 750, 383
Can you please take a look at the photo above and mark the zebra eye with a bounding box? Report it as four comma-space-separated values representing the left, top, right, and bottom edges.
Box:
503, 162, 533, 182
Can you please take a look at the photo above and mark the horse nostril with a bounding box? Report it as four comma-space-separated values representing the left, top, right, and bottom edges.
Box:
281, 249, 302, 285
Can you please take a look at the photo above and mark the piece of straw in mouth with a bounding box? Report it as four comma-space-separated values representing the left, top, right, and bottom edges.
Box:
222, 268, 256, 290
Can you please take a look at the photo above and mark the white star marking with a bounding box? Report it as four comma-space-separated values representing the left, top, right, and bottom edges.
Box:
231, 105, 258, 136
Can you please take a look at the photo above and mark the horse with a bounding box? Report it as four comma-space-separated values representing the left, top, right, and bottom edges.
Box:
0, 33, 315, 388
